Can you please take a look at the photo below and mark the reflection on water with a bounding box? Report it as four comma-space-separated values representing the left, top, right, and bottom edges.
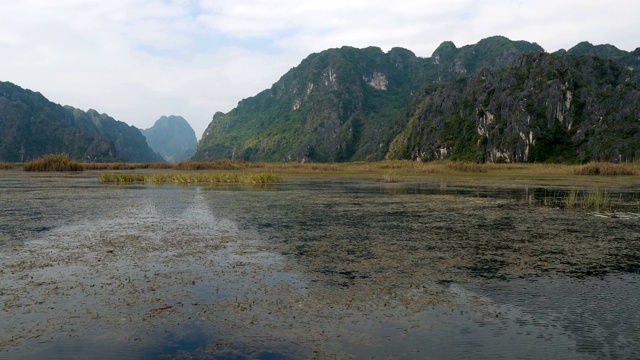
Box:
1, 171, 640, 359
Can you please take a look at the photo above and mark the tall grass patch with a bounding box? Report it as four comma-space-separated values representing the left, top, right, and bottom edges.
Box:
574, 162, 638, 176
0, 163, 17, 169
561, 188, 611, 211
23, 154, 83, 172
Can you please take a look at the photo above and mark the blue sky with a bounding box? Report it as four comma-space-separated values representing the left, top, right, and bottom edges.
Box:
1, 0, 639, 139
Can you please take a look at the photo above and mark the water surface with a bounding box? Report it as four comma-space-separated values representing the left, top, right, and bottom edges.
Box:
1, 170, 639, 359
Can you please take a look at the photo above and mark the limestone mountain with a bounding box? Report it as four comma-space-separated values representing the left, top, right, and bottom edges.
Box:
387, 52, 640, 163
141, 115, 197, 163
193, 36, 544, 162
0, 81, 162, 163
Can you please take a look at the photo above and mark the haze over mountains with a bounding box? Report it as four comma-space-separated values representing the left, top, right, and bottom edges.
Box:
0, 81, 198, 163
1, 36, 638, 164
141, 116, 197, 163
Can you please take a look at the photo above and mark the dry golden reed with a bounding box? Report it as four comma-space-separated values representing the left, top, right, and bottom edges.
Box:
574, 162, 638, 176
23, 154, 83, 172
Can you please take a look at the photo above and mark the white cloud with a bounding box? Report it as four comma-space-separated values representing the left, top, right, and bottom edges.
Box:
0, 0, 639, 139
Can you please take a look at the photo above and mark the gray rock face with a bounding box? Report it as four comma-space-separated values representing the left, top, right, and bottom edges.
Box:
193, 36, 544, 162
387, 52, 640, 163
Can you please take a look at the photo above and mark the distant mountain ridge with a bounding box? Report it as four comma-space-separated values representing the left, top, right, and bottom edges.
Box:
141, 115, 197, 163
0, 81, 162, 162
193, 36, 640, 163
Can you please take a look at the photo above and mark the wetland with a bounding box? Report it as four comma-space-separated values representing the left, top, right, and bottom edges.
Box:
1, 167, 640, 359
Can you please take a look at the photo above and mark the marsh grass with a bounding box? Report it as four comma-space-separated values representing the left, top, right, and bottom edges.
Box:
566, 189, 579, 209
101, 172, 282, 184
14, 157, 640, 180
574, 162, 638, 176
0, 163, 18, 169
23, 154, 83, 172
583, 190, 611, 211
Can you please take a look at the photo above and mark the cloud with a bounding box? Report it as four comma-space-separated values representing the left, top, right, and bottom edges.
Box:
0, 0, 639, 139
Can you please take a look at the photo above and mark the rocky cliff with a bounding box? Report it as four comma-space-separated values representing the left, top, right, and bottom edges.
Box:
193, 36, 544, 162
387, 52, 640, 163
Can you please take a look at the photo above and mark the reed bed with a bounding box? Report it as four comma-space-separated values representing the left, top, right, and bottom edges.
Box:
0, 163, 17, 169
574, 162, 638, 176
101, 172, 282, 184
23, 154, 84, 172
12, 155, 640, 177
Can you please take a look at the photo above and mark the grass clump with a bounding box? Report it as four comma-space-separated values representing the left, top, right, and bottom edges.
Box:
562, 188, 611, 211
583, 190, 610, 211
574, 162, 638, 176
566, 189, 579, 209
23, 154, 83, 172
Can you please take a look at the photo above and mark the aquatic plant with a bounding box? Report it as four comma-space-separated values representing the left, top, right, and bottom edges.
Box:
583, 189, 610, 211
23, 154, 83, 172
558, 188, 611, 211
566, 189, 579, 209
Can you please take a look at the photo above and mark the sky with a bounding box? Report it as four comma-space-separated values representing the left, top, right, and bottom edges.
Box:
1, 0, 639, 140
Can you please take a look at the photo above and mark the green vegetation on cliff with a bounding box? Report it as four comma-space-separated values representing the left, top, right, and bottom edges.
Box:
387, 52, 640, 163
193, 36, 545, 162
0, 81, 162, 163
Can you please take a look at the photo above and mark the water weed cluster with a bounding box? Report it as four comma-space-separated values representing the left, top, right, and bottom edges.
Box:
23, 154, 83, 172
101, 172, 281, 184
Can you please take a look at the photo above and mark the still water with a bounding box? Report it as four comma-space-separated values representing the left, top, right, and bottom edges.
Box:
1, 170, 639, 359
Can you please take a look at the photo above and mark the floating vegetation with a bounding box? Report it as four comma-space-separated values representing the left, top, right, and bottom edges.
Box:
23, 154, 83, 172
574, 162, 638, 176
100, 172, 282, 184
